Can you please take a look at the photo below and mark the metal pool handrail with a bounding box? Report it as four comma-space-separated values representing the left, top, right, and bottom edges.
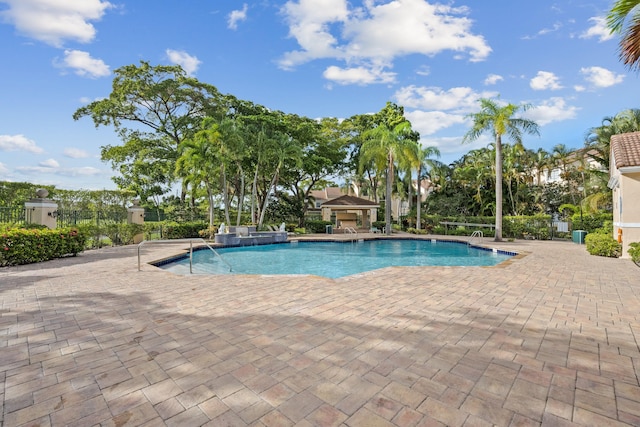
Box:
137, 238, 232, 273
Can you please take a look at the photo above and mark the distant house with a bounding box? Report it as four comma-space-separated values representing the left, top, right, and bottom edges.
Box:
309, 187, 345, 209
533, 148, 603, 186
610, 132, 640, 258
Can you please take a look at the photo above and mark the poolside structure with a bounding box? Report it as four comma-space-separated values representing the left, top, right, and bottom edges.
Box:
2, 237, 640, 426
610, 131, 640, 258
320, 194, 379, 231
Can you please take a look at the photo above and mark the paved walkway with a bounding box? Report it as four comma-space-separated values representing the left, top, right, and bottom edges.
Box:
1, 236, 639, 426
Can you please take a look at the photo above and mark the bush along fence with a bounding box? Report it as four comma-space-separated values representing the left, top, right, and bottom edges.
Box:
0, 226, 86, 266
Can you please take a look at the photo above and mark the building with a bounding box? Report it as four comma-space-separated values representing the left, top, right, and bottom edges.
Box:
610, 132, 640, 259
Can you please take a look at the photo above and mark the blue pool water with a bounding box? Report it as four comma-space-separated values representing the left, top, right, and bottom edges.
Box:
158, 239, 514, 278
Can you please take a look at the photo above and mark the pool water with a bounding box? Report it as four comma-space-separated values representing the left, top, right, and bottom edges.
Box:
158, 239, 514, 278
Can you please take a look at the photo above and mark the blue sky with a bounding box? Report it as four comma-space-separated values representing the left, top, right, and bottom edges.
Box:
0, 0, 636, 190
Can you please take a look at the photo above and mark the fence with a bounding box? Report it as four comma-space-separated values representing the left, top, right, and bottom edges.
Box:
56, 209, 128, 227
0, 207, 26, 225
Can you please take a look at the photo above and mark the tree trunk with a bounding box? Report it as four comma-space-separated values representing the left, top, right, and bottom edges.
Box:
221, 164, 231, 225
251, 165, 259, 224
494, 136, 503, 241
205, 184, 214, 231
258, 170, 279, 227
385, 154, 393, 236
416, 165, 422, 230
236, 166, 245, 226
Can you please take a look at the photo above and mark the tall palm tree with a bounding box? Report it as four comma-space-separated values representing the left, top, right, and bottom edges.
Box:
463, 98, 540, 241
608, 0, 640, 70
175, 120, 222, 230
412, 145, 441, 230
361, 120, 415, 235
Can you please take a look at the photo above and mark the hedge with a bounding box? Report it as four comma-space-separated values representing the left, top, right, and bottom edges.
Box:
161, 221, 208, 239
0, 227, 86, 266
306, 220, 333, 233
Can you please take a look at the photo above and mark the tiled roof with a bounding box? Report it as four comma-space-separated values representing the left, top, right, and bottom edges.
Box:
322, 195, 379, 207
611, 131, 640, 169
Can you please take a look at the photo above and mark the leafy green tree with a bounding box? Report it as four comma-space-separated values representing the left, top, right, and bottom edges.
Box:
73, 61, 224, 199
463, 98, 539, 241
608, 0, 640, 70
281, 116, 349, 226
360, 103, 418, 235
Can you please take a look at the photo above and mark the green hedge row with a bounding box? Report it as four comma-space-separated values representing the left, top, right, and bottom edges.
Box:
0, 227, 86, 266
306, 220, 333, 233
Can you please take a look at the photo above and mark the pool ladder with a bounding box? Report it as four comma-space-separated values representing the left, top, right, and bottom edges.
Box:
468, 230, 483, 245
344, 227, 358, 242
137, 238, 232, 274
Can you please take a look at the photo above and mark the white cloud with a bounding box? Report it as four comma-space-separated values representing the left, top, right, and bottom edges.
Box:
580, 17, 614, 42
279, 0, 491, 85
58, 49, 110, 78
484, 74, 503, 85
64, 148, 90, 158
530, 71, 563, 90
523, 97, 579, 126
15, 165, 103, 176
39, 158, 60, 168
0, 162, 9, 175
166, 49, 201, 75
228, 4, 248, 30
394, 85, 498, 112
405, 110, 466, 136
323, 65, 396, 85
523, 22, 562, 39
0, 0, 112, 47
415, 66, 430, 76
580, 66, 625, 88
0, 134, 44, 153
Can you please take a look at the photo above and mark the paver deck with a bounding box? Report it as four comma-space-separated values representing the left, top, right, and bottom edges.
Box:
1, 235, 639, 426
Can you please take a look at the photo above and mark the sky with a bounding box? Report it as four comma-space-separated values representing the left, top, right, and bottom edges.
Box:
0, 0, 637, 191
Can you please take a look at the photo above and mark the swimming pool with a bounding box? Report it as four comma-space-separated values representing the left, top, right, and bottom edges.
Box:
157, 239, 514, 278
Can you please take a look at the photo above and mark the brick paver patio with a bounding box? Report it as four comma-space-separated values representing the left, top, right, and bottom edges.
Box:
1, 235, 639, 426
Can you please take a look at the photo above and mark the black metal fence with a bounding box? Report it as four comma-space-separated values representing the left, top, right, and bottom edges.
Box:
0, 207, 26, 225
55, 209, 128, 227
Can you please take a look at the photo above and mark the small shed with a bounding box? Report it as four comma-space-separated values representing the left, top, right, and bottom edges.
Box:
610, 131, 640, 258
320, 195, 379, 229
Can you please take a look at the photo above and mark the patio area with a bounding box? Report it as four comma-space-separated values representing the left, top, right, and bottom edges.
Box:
1, 236, 639, 426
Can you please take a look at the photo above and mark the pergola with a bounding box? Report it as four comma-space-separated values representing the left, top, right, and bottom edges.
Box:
320, 195, 379, 229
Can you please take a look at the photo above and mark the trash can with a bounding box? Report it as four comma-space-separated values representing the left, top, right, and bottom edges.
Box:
572, 230, 587, 244
325, 224, 333, 234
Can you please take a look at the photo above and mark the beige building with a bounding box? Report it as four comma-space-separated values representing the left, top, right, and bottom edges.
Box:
610, 132, 640, 258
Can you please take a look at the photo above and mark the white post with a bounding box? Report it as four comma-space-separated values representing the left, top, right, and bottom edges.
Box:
24, 189, 57, 229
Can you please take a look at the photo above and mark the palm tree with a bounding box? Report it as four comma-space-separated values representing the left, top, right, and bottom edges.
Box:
361, 120, 416, 235
463, 98, 540, 241
608, 0, 640, 70
412, 145, 441, 230
175, 120, 222, 230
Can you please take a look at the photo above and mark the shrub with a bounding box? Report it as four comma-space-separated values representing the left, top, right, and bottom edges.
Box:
570, 212, 613, 233
198, 226, 218, 240
628, 242, 640, 266
585, 233, 621, 258
305, 220, 333, 233
0, 227, 86, 266
407, 227, 428, 235
162, 221, 207, 239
